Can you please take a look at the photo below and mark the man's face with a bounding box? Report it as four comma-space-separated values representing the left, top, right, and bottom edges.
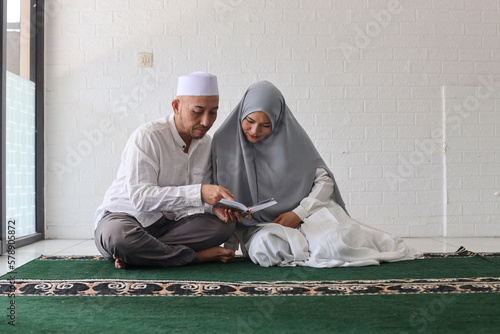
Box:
172, 95, 219, 140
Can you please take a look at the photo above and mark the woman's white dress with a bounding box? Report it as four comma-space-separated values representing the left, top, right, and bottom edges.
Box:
243, 199, 422, 268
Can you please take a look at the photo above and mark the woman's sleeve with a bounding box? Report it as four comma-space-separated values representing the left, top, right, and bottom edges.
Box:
292, 167, 334, 221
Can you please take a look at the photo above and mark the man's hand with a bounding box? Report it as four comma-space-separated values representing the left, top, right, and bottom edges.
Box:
201, 185, 234, 205
272, 211, 301, 228
213, 207, 243, 224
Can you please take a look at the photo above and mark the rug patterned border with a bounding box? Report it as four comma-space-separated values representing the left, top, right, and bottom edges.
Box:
2, 247, 499, 297
36, 246, 500, 261
1, 277, 499, 297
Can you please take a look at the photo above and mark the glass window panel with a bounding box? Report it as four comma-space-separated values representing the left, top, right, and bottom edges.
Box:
5, 71, 36, 237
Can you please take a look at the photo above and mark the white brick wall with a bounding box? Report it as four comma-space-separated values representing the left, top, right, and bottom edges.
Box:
45, 0, 500, 239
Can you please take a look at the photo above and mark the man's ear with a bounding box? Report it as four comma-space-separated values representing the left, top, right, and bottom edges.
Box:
172, 98, 180, 114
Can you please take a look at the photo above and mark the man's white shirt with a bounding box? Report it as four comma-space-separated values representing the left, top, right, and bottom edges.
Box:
95, 114, 212, 228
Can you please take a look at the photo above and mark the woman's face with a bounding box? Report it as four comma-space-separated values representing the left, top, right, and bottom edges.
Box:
241, 111, 272, 143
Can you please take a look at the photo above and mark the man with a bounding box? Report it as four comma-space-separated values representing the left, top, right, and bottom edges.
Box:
94, 71, 239, 269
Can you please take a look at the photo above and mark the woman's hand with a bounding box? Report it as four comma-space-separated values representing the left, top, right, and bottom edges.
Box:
272, 211, 301, 228
213, 207, 242, 224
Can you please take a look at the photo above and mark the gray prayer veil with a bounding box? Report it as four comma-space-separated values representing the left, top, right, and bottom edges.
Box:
212, 81, 347, 225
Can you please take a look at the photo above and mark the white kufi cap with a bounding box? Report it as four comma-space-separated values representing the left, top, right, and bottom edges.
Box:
176, 71, 219, 96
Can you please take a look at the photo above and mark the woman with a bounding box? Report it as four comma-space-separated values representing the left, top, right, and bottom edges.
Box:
212, 81, 422, 267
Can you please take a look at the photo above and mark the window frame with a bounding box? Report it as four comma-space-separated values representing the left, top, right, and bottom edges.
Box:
0, 0, 44, 254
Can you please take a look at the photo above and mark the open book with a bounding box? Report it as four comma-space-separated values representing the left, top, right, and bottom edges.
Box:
214, 198, 277, 214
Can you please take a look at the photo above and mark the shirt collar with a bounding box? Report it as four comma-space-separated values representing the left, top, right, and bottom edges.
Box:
168, 113, 201, 152
168, 114, 187, 150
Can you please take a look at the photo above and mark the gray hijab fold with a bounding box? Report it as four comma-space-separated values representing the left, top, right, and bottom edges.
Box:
212, 81, 347, 225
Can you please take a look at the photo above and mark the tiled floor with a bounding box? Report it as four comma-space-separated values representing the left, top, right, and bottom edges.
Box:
0, 237, 499, 277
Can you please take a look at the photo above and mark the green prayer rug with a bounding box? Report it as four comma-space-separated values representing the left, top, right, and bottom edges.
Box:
0, 247, 499, 333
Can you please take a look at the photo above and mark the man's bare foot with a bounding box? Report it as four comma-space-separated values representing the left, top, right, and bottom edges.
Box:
113, 255, 126, 269
196, 246, 235, 264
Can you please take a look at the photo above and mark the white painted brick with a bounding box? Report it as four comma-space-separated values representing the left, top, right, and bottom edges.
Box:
308, 86, 344, 100
345, 86, 378, 99
361, 48, 394, 60
449, 10, 482, 23
365, 100, 398, 113
382, 139, 415, 152
395, 74, 428, 87
400, 203, 443, 217
480, 189, 500, 201
350, 192, 383, 205
409, 223, 443, 238
256, 73, 292, 86
283, 35, 315, 49
241, 60, 276, 73
378, 60, 410, 73
361, 73, 394, 86
400, 22, 433, 35
331, 127, 366, 140
327, 43, 362, 60
427, 48, 458, 61
182, 35, 216, 48
341, 179, 366, 192
284, 9, 315, 22
366, 178, 398, 192
266, 22, 299, 35
383, 35, 419, 48
293, 74, 326, 87
382, 113, 415, 126
266, 0, 299, 9
280, 87, 310, 100
416, 9, 449, 21
303, 126, 332, 140
459, 49, 491, 61
96, 0, 129, 10
251, 35, 283, 48
315, 113, 349, 126
416, 190, 444, 204
415, 165, 444, 179
475, 222, 500, 236
315, 140, 349, 154
475, 62, 500, 75
479, 163, 500, 176
463, 202, 496, 215
399, 178, 432, 191
349, 139, 382, 152
349, 113, 381, 126
383, 191, 416, 205
366, 204, 399, 218
112, 10, 149, 24
429, 74, 459, 86
189, 48, 222, 62
479, 137, 500, 151
397, 126, 430, 139
334, 152, 366, 166
410, 61, 442, 74
222, 47, 257, 60
365, 126, 398, 139
292, 48, 326, 61
465, 23, 497, 36
447, 163, 480, 177
411, 87, 443, 99
333, 0, 367, 9
326, 73, 361, 86
383, 9, 417, 23
317, 9, 350, 23
350, 166, 383, 179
